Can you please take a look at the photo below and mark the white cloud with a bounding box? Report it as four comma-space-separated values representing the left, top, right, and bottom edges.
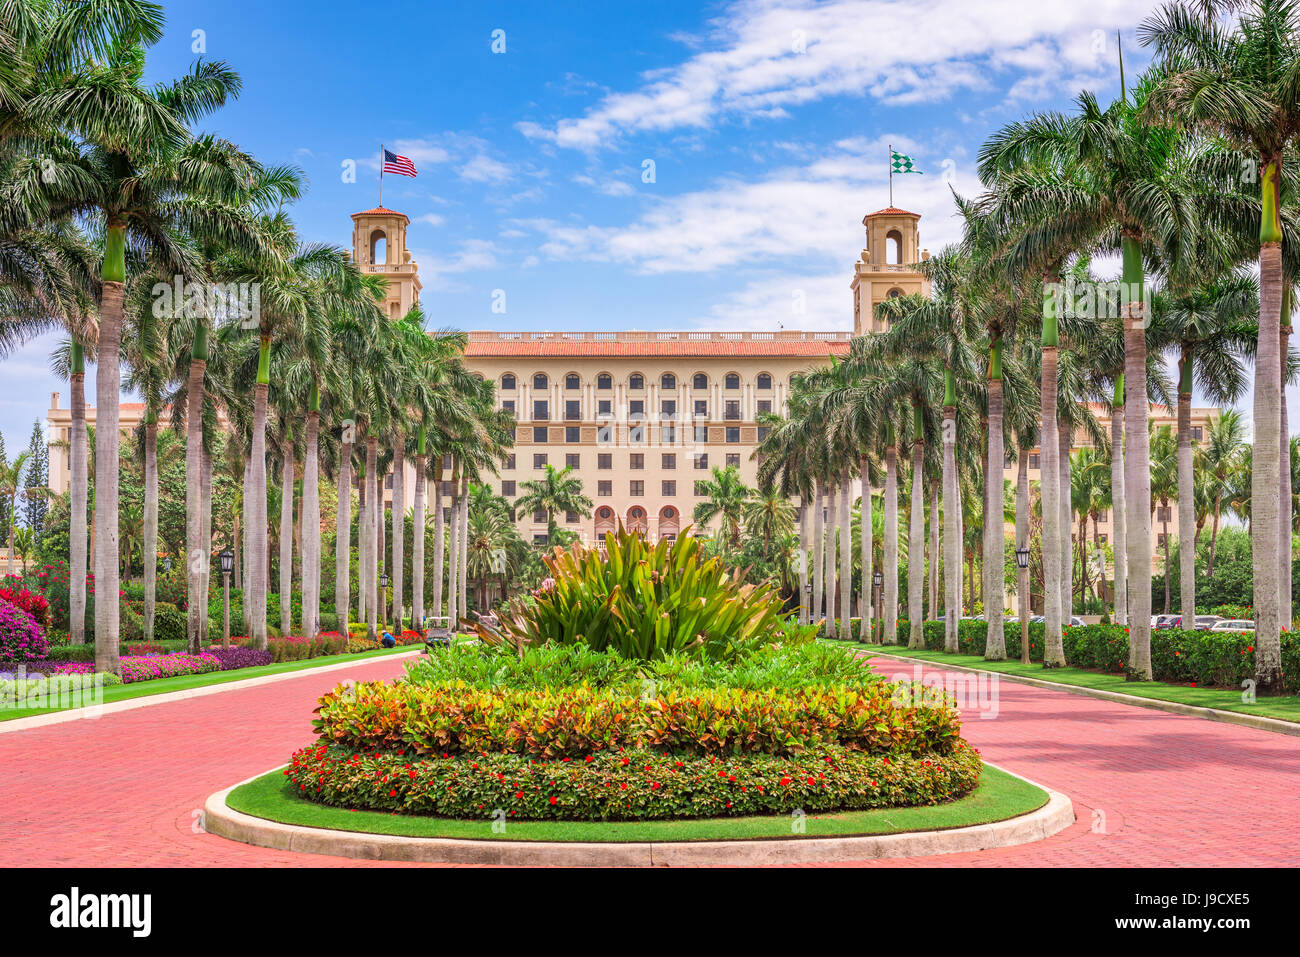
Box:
693, 270, 849, 330
458, 154, 513, 184
415, 212, 445, 227
518, 0, 1157, 150
411, 239, 501, 291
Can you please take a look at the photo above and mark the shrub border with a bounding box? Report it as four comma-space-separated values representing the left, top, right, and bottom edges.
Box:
203, 762, 1073, 865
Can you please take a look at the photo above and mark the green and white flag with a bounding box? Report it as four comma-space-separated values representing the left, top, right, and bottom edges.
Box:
890, 150, 922, 174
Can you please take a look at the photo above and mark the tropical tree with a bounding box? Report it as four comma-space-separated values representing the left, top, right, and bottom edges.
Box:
692, 465, 753, 546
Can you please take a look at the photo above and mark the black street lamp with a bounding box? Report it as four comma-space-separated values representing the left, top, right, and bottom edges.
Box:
1015, 547, 1031, 664
872, 569, 883, 644
380, 572, 390, 631
219, 549, 234, 649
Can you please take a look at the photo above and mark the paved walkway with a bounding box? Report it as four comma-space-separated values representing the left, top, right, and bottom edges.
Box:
1, 653, 1298, 866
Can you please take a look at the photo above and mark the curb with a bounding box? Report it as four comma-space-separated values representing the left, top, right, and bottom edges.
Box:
0, 649, 422, 735
201, 763, 1074, 866
866, 650, 1300, 738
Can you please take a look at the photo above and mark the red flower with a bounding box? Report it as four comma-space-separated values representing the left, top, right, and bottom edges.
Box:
515, 791, 524, 799
548, 796, 557, 805
779, 777, 791, 786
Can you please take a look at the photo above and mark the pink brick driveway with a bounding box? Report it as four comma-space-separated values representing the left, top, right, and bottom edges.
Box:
1, 653, 1297, 866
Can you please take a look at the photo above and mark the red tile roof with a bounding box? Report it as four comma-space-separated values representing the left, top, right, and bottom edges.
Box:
464, 339, 851, 358
351, 206, 408, 221
866, 206, 919, 217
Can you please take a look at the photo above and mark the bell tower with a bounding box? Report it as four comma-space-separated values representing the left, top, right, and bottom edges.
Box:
350, 206, 421, 319
849, 206, 930, 335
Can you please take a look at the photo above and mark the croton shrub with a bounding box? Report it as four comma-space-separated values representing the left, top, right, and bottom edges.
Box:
286, 740, 983, 821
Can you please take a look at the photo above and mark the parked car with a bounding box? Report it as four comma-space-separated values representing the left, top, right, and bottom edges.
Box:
1193, 615, 1224, 631
1210, 619, 1255, 633
1028, 615, 1086, 626
1155, 615, 1183, 630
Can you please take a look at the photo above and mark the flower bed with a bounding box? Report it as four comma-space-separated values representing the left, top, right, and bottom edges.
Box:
119, 652, 222, 684
204, 646, 274, 670
255, 634, 349, 662
0, 600, 48, 662
0, 585, 50, 627
285, 741, 982, 822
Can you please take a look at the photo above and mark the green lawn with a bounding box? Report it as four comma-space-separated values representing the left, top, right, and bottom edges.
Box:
0, 646, 417, 722
855, 644, 1300, 724
224, 763, 1045, 844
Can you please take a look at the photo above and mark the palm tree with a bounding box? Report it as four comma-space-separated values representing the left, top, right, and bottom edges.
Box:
692, 465, 752, 546
1142, 0, 1300, 689
743, 483, 795, 549
0, 451, 30, 573
1151, 425, 1180, 614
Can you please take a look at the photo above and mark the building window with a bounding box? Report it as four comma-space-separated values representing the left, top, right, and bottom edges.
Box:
1097, 510, 1108, 523
1191, 426, 1203, 441
533, 453, 548, 469
533, 534, 549, 545
725, 400, 740, 420
694, 425, 708, 444
629, 373, 644, 390
598, 453, 612, 470
1156, 506, 1171, 522
725, 373, 740, 390
662, 480, 676, 496
501, 373, 516, 390
533, 400, 549, 420
504, 454, 515, 470
1029, 452, 1041, 470
694, 453, 709, 470
533, 508, 547, 523
598, 481, 612, 496
757, 427, 770, 441
660, 373, 675, 390
662, 453, 676, 470
533, 373, 548, 391
1003, 453, 1012, 469
598, 399, 612, 416
566, 510, 579, 524
726, 453, 740, 468
441, 481, 453, 497
533, 426, 548, 444
502, 399, 516, 414
693, 373, 708, 390
756, 373, 772, 390
694, 400, 708, 417
630, 480, 644, 497
565, 373, 580, 390
566, 453, 580, 468
630, 453, 644, 470
661, 399, 676, 418
501, 480, 515, 496
630, 399, 645, 417
725, 427, 740, 443
385, 474, 393, 489
566, 426, 580, 443
757, 399, 771, 415
565, 400, 580, 420
662, 425, 677, 443
694, 480, 707, 496
597, 373, 612, 390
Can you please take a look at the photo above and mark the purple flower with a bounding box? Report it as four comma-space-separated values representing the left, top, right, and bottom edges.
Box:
0, 600, 49, 662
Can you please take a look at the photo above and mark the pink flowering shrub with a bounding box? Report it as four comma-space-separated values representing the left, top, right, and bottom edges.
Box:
0, 600, 49, 662
119, 652, 222, 684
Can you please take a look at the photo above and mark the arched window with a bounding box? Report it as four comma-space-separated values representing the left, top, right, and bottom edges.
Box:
597, 373, 612, 390
725, 373, 740, 390
661, 373, 676, 390
756, 373, 772, 390
597, 506, 613, 519
565, 373, 580, 390
369, 229, 387, 266
692, 373, 708, 390
533, 373, 548, 391
629, 373, 645, 390
500, 373, 516, 390
887, 287, 903, 298
886, 229, 903, 265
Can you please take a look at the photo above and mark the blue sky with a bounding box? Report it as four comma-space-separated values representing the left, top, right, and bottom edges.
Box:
5, 0, 1285, 448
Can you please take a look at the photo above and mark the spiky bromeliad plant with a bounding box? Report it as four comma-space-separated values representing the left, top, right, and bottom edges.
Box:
476, 530, 806, 661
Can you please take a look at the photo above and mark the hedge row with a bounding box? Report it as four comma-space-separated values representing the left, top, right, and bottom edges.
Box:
892, 619, 1299, 692
286, 741, 983, 821
313, 680, 964, 759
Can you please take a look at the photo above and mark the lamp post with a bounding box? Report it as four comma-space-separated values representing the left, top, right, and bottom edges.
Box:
1015, 546, 1031, 664
380, 572, 389, 631
872, 569, 883, 645
219, 549, 234, 649
804, 581, 813, 630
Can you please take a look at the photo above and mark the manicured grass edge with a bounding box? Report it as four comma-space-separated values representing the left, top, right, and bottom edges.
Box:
0, 646, 420, 722
858, 644, 1300, 733
224, 762, 1046, 844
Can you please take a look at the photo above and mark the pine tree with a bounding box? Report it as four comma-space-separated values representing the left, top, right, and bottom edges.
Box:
24, 420, 48, 540
0, 432, 8, 539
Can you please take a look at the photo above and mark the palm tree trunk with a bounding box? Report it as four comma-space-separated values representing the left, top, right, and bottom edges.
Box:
185, 356, 205, 652
859, 458, 873, 642
1177, 362, 1196, 626
811, 479, 825, 631
1280, 312, 1292, 630
280, 443, 294, 636
1015, 447, 1030, 628
459, 473, 470, 618
377, 467, 386, 623
1059, 421, 1073, 623
241, 453, 251, 633
94, 269, 124, 675
392, 439, 405, 627
1122, 238, 1153, 680
447, 463, 461, 627
884, 444, 899, 646
302, 410, 321, 637
838, 472, 851, 638
985, 360, 1006, 655
1110, 396, 1128, 625
432, 463, 446, 624
1162, 506, 1172, 615
1040, 299, 1064, 667
142, 417, 158, 644
908, 425, 925, 649
335, 438, 352, 629
365, 436, 379, 640
249, 379, 270, 651
69, 360, 87, 645
943, 407, 959, 651
200, 445, 212, 646
357, 465, 367, 624
413, 453, 426, 630
928, 482, 939, 622
823, 478, 837, 639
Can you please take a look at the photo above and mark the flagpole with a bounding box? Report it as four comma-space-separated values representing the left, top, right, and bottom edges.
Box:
379, 143, 384, 207
888, 143, 894, 207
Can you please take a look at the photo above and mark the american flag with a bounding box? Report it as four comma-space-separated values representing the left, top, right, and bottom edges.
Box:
382, 149, 417, 178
